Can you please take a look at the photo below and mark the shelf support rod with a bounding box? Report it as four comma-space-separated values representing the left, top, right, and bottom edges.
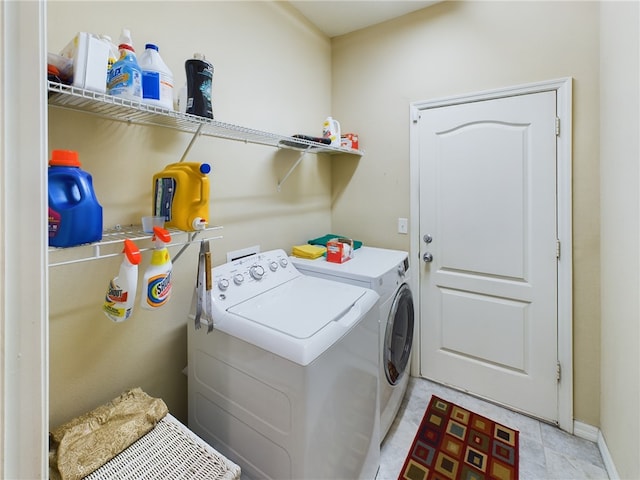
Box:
277, 146, 312, 192
172, 230, 201, 263
179, 123, 204, 162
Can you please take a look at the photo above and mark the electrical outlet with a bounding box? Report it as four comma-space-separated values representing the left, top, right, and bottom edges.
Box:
398, 217, 408, 235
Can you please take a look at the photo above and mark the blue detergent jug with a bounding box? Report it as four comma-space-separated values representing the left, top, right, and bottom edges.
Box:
48, 150, 103, 247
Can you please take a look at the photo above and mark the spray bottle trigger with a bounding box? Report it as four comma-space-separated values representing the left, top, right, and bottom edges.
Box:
152, 226, 172, 244
123, 239, 142, 265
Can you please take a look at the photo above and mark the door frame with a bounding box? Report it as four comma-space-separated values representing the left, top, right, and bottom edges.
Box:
1, 0, 49, 477
408, 78, 573, 433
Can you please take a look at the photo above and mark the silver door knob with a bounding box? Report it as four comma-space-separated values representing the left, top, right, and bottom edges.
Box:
423, 252, 434, 263
423, 234, 433, 244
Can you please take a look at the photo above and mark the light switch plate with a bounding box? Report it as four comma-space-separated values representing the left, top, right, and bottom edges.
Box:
398, 217, 408, 235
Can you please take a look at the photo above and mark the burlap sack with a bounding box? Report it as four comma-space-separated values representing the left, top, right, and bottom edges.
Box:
49, 387, 168, 480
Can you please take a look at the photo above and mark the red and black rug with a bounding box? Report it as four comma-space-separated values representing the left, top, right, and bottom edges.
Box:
398, 395, 519, 480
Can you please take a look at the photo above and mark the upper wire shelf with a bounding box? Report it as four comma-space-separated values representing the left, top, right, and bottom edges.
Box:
47, 81, 364, 156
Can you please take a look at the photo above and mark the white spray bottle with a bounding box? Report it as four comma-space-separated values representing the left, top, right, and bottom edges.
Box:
103, 239, 142, 322
141, 226, 173, 310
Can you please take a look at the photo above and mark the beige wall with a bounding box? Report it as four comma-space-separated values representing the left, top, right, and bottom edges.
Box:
47, 1, 333, 427
599, 2, 640, 478
331, 1, 602, 425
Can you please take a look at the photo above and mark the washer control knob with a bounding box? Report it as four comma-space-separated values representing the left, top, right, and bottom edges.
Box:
250, 264, 265, 280
217, 278, 230, 291
233, 273, 244, 285
269, 261, 279, 272
279, 258, 289, 268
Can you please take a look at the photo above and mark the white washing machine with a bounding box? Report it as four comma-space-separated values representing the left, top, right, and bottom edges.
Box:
188, 249, 380, 480
291, 246, 415, 442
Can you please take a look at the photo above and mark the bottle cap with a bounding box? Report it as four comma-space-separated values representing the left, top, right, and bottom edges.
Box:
49, 149, 81, 167
200, 163, 211, 174
192, 217, 207, 230
193, 53, 205, 60
145, 43, 159, 51
123, 239, 142, 265
119, 28, 133, 46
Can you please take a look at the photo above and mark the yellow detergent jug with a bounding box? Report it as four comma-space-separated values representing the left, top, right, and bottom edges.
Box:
153, 162, 211, 232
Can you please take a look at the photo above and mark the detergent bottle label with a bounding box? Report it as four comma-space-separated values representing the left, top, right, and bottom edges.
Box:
48, 207, 61, 238
144, 271, 172, 308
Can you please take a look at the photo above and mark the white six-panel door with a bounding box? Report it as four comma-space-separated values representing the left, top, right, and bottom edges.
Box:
418, 91, 559, 422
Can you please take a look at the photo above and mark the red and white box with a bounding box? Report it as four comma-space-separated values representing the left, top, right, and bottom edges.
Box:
326, 237, 354, 264
340, 133, 359, 150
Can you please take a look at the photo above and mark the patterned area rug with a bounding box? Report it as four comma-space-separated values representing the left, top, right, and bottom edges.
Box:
398, 395, 519, 480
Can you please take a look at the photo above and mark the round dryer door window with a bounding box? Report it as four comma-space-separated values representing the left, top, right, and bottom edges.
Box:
384, 283, 415, 385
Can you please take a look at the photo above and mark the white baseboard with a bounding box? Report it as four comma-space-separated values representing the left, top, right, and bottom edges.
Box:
573, 420, 599, 442
597, 430, 620, 480
573, 420, 619, 480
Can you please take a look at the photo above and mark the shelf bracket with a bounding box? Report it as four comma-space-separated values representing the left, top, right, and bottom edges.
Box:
277, 146, 312, 191
172, 230, 201, 263
179, 123, 204, 162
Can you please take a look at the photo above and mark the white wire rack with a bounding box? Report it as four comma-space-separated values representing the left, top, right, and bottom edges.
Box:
47, 81, 364, 155
83, 414, 241, 480
48, 225, 223, 267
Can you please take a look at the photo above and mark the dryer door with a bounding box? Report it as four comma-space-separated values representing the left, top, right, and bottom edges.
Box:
384, 283, 415, 385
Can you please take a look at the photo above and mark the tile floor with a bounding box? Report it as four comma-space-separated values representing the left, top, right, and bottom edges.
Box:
379, 377, 609, 480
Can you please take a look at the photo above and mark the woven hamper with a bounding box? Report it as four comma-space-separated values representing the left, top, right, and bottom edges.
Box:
83, 414, 240, 480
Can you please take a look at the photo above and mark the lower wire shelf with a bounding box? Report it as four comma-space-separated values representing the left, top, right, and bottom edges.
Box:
48, 225, 223, 267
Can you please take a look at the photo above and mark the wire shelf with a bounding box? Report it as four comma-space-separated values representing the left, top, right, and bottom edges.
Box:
47, 81, 363, 156
48, 225, 223, 267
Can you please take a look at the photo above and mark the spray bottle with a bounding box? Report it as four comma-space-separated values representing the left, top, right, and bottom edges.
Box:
141, 226, 173, 310
103, 239, 142, 322
107, 28, 142, 100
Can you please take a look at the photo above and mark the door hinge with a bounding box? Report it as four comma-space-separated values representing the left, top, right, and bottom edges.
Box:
412, 107, 420, 124
555, 117, 560, 136
556, 239, 561, 259
556, 362, 561, 382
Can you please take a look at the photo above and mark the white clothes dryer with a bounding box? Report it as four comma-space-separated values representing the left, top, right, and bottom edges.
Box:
188, 249, 380, 480
291, 246, 415, 442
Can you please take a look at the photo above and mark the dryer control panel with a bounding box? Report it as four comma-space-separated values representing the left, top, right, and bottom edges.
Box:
211, 249, 300, 305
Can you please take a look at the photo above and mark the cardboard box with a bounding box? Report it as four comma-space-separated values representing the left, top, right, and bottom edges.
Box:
340, 133, 359, 150
326, 237, 354, 264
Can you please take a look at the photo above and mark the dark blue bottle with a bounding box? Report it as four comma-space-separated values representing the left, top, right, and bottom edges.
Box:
48, 150, 103, 247
185, 53, 213, 119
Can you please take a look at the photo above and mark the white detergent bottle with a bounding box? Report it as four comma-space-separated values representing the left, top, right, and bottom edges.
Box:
141, 226, 173, 310
103, 239, 142, 322
322, 116, 341, 146
139, 43, 174, 110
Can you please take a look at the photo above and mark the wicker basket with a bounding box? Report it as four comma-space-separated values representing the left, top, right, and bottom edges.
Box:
83, 414, 240, 480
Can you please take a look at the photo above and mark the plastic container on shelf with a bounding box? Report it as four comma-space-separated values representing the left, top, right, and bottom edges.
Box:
103, 239, 142, 322
107, 29, 142, 101
141, 227, 173, 310
60, 32, 110, 93
322, 116, 341, 146
152, 162, 211, 232
185, 53, 213, 118
139, 43, 174, 110
100, 35, 120, 80
48, 149, 103, 247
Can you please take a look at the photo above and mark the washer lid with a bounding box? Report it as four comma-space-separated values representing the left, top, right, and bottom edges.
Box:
229, 275, 365, 338
217, 275, 378, 366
